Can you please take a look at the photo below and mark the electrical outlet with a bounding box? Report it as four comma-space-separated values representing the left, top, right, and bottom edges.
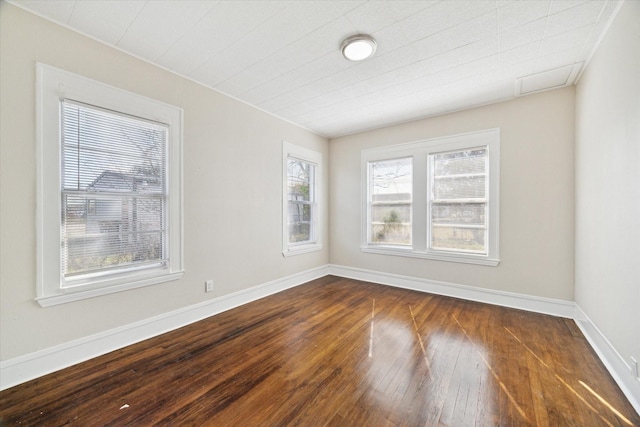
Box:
631, 357, 639, 379
205, 279, 214, 293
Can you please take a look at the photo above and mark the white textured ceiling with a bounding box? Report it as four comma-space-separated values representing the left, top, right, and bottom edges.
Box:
10, 0, 621, 137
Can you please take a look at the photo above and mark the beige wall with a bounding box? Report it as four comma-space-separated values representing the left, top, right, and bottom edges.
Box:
329, 88, 576, 301
6, 0, 627, 374
575, 0, 639, 374
0, 3, 329, 361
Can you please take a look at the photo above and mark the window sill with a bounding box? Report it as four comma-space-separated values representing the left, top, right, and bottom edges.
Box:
36, 271, 184, 307
283, 243, 323, 257
361, 246, 500, 266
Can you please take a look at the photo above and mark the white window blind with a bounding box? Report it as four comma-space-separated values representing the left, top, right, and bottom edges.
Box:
61, 100, 168, 283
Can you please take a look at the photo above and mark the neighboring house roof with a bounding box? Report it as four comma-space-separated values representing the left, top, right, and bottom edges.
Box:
87, 171, 162, 193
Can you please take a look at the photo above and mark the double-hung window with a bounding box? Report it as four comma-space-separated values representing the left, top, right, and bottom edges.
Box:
362, 129, 500, 266
37, 64, 184, 306
283, 141, 322, 256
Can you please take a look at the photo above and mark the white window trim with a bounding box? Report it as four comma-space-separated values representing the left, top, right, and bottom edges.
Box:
361, 129, 500, 266
36, 63, 184, 307
282, 141, 322, 257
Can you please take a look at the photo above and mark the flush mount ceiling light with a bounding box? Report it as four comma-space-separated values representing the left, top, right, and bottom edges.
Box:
341, 34, 377, 61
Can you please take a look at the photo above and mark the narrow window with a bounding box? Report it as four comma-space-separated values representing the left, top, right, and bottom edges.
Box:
282, 141, 322, 256
287, 157, 316, 245
368, 157, 412, 246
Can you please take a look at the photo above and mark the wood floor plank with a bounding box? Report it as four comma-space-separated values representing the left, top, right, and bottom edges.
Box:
1, 276, 638, 426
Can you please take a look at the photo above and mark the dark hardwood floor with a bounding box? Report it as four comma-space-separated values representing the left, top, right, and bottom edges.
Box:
1, 275, 638, 426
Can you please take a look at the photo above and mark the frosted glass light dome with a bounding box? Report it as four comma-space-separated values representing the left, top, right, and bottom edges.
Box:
341, 35, 377, 61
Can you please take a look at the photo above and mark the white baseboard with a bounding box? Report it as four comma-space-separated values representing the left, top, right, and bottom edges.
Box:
328, 264, 576, 318
574, 305, 640, 415
3, 263, 638, 417
328, 264, 639, 415
0, 265, 329, 391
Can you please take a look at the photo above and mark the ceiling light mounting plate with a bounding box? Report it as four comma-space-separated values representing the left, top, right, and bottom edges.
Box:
341, 34, 377, 62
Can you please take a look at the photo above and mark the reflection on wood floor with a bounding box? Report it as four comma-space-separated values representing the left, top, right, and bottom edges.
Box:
1, 276, 638, 426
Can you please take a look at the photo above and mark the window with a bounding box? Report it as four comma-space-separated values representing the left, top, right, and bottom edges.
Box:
283, 141, 322, 256
362, 129, 500, 266
430, 147, 487, 253
36, 64, 184, 306
287, 158, 315, 243
368, 157, 412, 246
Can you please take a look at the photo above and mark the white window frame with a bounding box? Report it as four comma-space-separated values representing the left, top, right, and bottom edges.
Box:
361, 129, 500, 266
36, 63, 184, 306
282, 141, 322, 256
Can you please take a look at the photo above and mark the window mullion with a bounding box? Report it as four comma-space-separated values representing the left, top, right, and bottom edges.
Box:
413, 154, 427, 252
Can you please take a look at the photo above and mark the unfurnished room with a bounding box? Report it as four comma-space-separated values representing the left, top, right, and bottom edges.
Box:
0, 0, 638, 425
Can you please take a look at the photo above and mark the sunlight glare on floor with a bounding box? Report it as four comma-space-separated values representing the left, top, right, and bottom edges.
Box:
580, 380, 634, 426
